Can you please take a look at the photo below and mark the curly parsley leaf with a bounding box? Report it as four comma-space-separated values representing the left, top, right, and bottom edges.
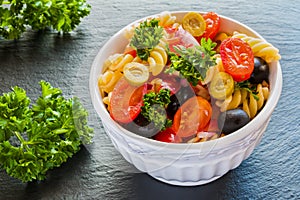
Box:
0, 80, 94, 182
130, 19, 164, 61
167, 38, 217, 86
0, 0, 91, 40
141, 89, 172, 131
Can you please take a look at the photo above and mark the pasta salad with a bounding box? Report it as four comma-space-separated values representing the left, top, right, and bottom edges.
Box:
97, 11, 281, 143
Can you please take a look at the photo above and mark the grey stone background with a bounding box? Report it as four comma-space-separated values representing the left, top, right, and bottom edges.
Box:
0, 0, 299, 199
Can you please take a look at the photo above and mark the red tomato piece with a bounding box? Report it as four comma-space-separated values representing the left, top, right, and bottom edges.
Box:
172, 96, 212, 138
125, 49, 137, 58
153, 128, 181, 143
220, 37, 254, 82
200, 12, 221, 40
110, 77, 147, 123
124, 46, 137, 57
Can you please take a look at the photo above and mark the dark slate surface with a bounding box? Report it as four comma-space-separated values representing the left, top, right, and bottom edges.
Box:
0, 0, 299, 199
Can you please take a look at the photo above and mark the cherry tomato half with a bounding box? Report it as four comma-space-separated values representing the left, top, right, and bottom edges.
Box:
110, 77, 147, 123
153, 128, 181, 143
200, 12, 221, 40
220, 38, 254, 82
172, 96, 212, 138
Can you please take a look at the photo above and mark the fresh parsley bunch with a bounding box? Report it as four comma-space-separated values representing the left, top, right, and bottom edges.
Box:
168, 38, 217, 86
0, 0, 91, 39
0, 80, 93, 182
130, 19, 164, 61
141, 89, 172, 131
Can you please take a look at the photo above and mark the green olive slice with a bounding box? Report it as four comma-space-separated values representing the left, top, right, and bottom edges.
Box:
209, 72, 234, 100
123, 62, 149, 86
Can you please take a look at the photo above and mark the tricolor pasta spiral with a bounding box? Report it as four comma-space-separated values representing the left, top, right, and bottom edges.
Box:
232, 31, 281, 63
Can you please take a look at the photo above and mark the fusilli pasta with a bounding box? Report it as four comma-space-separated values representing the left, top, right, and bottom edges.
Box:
216, 83, 269, 118
102, 92, 112, 110
147, 46, 168, 75
157, 11, 177, 27
201, 55, 224, 85
103, 53, 134, 71
242, 83, 269, 118
216, 88, 248, 112
98, 70, 123, 94
232, 31, 281, 63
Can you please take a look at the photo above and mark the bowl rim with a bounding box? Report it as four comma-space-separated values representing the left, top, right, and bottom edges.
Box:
90, 11, 283, 151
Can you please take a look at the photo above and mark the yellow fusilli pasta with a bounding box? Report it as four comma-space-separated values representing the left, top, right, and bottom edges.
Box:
216, 88, 248, 112
201, 55, 224, 85
98, 70, 123, 94
102, 92, 112, 110
147, 46, 168, 75
157, 11, 177, 27
103, 53, 134, 71
242, 83, 269, 118
98, 53, 133, 97
232, 31, 281, 63
216, 83, 269, 118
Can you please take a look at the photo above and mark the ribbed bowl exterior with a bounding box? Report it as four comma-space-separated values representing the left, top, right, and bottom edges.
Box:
102, 117, 269, 186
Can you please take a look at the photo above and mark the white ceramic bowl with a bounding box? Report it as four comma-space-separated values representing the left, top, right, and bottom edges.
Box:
90, 11, 282, 186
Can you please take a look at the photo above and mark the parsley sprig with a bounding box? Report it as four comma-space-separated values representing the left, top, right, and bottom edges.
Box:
141, 89, 172, 131
0, 81, 93, 182
167, 38, 217, 86
0, 0, 91, 40
130, 19, 164, 61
